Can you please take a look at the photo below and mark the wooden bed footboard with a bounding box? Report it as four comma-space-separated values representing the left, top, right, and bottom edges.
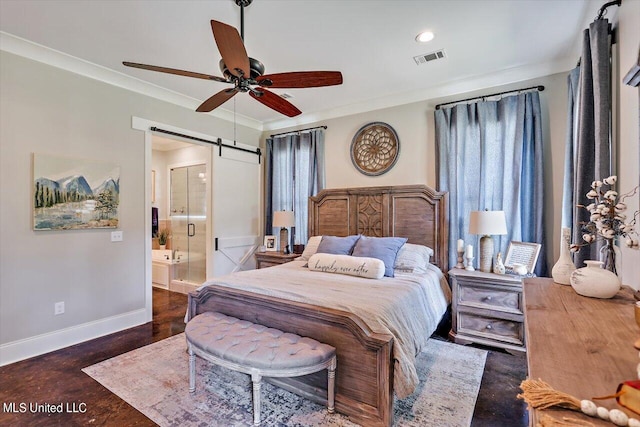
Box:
188, 285, 395, 427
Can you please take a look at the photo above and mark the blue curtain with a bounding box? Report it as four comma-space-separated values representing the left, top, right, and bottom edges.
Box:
561, 19, 612, 268
436, 91, 547, 276
265, 129, 325, 246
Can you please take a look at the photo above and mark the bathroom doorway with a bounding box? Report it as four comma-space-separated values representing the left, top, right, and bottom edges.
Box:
151, 135, 211, 292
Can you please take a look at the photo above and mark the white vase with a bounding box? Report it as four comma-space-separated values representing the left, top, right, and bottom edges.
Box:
570, 260, 621, 299
551, 227, 576, 285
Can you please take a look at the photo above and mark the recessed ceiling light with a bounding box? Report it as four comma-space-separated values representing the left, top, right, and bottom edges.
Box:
415, 31, 435, 43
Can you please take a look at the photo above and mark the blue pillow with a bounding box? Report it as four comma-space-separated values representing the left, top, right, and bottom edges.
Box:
351, 236, 408, 277
316, 235, 360, 255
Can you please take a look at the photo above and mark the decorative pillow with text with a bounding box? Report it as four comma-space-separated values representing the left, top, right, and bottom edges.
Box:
307, 253, 385, 279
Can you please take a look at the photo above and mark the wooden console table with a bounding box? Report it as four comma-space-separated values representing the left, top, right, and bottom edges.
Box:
524, 278, 638, 426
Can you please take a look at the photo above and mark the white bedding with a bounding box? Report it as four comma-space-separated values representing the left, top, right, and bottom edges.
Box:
196, 260, 451, 398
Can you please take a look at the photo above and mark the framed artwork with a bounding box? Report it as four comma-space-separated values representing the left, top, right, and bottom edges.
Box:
504, 241, 541, 274
264, 235, 277, 251
33, 153, 120, 230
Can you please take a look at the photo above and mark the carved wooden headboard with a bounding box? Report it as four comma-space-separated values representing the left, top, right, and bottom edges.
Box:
308, 185, 449, 272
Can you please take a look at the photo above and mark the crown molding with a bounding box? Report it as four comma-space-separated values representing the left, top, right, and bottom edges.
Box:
1, 30, 573, 134
0, 31, 263, 131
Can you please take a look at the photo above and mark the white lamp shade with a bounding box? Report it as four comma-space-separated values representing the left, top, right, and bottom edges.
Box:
468, 210, 507, 235
273, 211, 295, 228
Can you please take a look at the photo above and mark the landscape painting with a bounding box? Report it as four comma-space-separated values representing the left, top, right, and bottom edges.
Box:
33, 153, 120, 230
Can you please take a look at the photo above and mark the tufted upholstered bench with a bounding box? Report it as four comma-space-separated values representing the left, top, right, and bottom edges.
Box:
185, 311, 337, 426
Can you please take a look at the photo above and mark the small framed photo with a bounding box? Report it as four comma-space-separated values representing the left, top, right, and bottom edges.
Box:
504, 241, 541, 275
264, 235, 277, 251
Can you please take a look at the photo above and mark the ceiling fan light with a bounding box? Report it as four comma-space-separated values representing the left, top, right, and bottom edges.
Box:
415, 31, 435, 43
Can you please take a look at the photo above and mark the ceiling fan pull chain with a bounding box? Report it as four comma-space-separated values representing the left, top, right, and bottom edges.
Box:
233, 97, 237, 146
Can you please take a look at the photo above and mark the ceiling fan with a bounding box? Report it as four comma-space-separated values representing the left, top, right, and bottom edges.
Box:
123, 0, 343, 117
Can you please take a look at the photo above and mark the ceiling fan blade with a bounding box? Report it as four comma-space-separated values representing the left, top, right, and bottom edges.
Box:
257, 71, 343, 88
122, 61, 228, 83
211, 20, 250, 78
196, 88, 239, 112
249, 89, 302, 117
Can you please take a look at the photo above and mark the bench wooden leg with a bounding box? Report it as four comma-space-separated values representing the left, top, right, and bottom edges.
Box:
327, 356, 336, 414
188, 345, 196, 393
251, 372, 262, 426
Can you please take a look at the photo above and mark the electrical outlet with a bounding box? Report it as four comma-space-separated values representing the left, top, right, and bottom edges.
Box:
54, 301, 65, 315
111, 231, 123, 242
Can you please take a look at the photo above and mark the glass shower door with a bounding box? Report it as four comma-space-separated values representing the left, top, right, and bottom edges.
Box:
171, 164, 206, 284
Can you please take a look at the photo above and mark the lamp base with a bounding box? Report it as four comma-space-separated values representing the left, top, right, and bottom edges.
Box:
279, 228, 289, 253
479, 235, 494, 273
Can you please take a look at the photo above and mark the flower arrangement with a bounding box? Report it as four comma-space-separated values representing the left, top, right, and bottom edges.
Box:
570, 175, 639, 272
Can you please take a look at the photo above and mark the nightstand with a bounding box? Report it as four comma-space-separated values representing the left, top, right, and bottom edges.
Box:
254, 251, 299, 269
448, 269, 525, 353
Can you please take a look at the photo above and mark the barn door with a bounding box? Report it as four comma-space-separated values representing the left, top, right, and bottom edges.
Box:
209, 142, 261, 278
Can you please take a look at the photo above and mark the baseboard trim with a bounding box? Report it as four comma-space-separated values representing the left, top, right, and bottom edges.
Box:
0, 308, 148, 366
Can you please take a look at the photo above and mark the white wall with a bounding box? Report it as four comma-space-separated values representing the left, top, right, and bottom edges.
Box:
0, 51, 261, 364
616, 0, 640, 289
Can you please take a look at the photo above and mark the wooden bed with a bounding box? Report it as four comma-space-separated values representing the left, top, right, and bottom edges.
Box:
187, 184, 448, 427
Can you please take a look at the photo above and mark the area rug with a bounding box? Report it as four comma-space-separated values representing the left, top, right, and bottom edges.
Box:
83, 334, 487, 427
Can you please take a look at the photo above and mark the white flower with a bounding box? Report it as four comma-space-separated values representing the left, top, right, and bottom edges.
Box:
586, 190, 598, 199
625, 237, 634, 247
590, 213, 602, 221
616, 202, 627, 211
586, 203, 596, 212
615, 213, 627, 221
601, 229, 616, 239
592, 180, 603, 189
621, 224, 635, 233
601, 207, 610, 215
570, 244, 580, 252
582, 234, 594, 243
603, 175, 617, 185
604, 190, 618, 200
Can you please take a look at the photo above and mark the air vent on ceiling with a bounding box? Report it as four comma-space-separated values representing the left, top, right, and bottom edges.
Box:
413, 49, 446, 66
279, 93, 294, 99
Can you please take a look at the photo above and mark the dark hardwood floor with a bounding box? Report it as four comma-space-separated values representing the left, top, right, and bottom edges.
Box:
0, 288, 528, 426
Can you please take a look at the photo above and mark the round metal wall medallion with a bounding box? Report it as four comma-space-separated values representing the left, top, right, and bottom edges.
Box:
350, 122, 400, 176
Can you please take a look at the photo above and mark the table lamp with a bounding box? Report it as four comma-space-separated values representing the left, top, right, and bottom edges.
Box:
273, 211, 295, 254
469, 210, 507, 273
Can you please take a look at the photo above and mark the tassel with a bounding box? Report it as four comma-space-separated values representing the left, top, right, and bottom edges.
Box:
519, 379, 640, 427
539, 414, 596, 426
518, 379, 581, 411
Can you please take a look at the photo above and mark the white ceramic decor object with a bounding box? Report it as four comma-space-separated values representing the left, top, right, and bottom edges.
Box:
552, 227, 576, 285
493, 252, 506, 275
570, 260, 621, 299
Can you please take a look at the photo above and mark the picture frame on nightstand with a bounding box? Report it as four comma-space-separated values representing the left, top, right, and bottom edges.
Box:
504, 241, 541, 275
264, 235, 277, 251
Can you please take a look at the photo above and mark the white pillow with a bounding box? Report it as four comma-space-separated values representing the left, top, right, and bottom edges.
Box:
297, 236, 323, 261
394, 243, 433, 274
308, 253, 385, 279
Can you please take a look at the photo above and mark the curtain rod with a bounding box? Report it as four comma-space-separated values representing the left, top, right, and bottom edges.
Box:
434, 85, 545, 110
269, 125, 327, 139
150, 127, 261, 161
595, 0, 621, 20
